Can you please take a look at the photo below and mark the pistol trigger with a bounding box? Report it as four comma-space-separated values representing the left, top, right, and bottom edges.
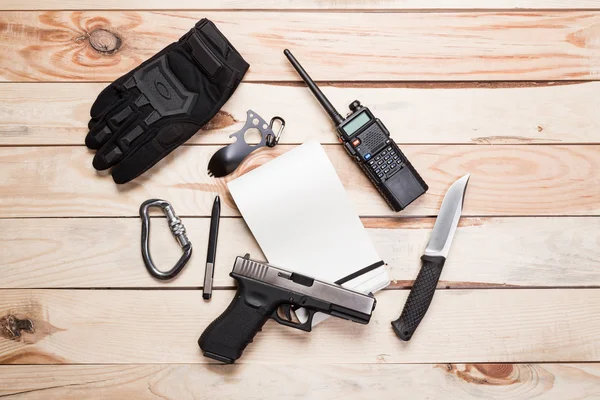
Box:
271, 307, 313, 332
281, 304, 293, 321
284, 309, 315, 332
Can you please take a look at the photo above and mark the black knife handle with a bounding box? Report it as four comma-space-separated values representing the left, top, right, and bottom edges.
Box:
391, 255, 446, 341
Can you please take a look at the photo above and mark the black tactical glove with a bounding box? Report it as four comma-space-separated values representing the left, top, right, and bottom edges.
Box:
85, 19, 249, 184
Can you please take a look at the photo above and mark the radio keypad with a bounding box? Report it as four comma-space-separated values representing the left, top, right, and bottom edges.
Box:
369, 146, 403, 181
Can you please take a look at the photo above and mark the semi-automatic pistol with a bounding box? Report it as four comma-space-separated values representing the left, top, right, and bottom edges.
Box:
198, 255, 377, 363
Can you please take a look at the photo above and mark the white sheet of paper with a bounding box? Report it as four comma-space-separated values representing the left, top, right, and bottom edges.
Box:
228, 140, 389, 325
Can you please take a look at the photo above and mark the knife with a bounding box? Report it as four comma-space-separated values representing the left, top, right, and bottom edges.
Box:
391, 174, 470, 341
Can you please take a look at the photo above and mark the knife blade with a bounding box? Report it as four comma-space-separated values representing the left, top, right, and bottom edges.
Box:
391, 174, 470, 341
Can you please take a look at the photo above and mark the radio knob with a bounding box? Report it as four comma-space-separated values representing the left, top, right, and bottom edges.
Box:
349, 100, 361, 112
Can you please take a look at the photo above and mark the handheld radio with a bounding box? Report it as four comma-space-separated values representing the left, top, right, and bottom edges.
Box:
284, 49, 428, 212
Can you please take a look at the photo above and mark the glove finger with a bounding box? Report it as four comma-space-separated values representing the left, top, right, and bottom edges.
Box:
111, 123, 197, 184
92, 103, 146, 170
90, 79, 130, 118
87, 94, 142, 150
93, 142, 124, 171
109, 140, 158, 183
92, 124, 141, 170
87, 90, 132, 133
85, 121, 113, 150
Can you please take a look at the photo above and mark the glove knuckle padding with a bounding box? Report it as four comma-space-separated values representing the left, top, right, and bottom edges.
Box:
85, 18, 249, 184
128, 55, 197, 122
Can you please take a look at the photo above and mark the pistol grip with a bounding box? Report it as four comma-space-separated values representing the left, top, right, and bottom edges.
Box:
198, 283, 272, 363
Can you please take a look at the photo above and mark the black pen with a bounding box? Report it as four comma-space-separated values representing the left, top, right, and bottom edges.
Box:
203, 196, 220, 300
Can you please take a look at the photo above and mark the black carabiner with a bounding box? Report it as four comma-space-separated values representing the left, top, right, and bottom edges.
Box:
140, 199, 192, 280
266, 116, 285, 147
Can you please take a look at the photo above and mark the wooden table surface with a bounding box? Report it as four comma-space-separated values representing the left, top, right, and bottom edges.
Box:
2, 1, 600, 399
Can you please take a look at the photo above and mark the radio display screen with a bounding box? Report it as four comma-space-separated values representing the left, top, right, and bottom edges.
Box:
342, 112, 371, 137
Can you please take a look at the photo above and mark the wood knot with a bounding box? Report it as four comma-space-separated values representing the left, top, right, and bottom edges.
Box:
438, 364, 517, 386
474, 364, 514, 380
1, 315, 34, 340
88, 29, 122, 54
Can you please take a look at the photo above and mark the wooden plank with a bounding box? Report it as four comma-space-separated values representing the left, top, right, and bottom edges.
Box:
2, 217, 599, 289
4, 0, 600, 11
0, 145, 598, 218
1, 289, 599, 364
1, 11, 600, 82
2, 363, 600, 399
2, 82, 600, 145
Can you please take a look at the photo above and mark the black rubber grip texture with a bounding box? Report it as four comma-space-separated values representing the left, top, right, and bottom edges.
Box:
391, 255, 445, 341
198, 287, 271, 363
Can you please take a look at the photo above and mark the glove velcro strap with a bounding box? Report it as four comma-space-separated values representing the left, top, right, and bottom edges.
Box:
187, 20, 249, 84
187, 32, 224, 79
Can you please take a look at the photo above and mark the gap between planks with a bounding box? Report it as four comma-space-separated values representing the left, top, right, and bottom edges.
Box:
3, 0, 600, 10
1, 363, 600, 400
1, 289, 600, 364
2, 11, 600, 81
2, 81, 598, 146
1, 145, 599, 218
8, 8, 600, 12
1, 217, 599, 289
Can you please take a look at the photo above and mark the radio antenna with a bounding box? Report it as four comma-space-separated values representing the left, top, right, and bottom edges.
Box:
284, 49, 344, 126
